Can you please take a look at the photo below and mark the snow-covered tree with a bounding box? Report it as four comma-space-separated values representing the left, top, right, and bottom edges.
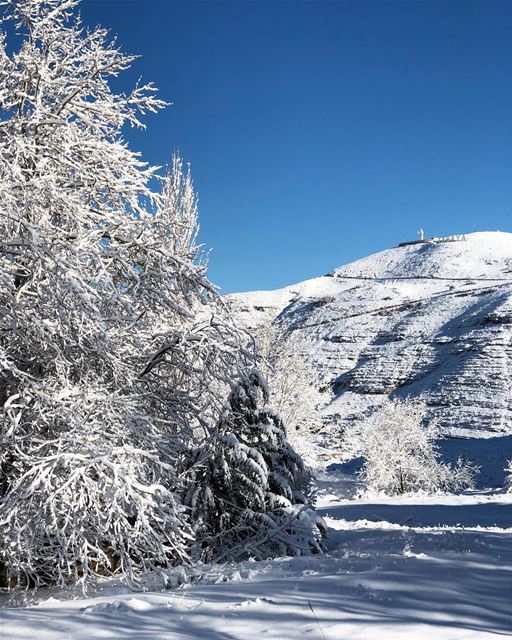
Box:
360, 398, 477, 495
253, 323, 327, 465
0, 0, 324, 590
0, 0, 251, 588
184, 370, 325, 562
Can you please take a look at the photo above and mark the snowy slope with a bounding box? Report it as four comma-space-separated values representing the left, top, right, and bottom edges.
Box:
229, 232, 512, 452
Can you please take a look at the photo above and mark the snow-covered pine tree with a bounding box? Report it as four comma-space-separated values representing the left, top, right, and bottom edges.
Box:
360, 398, 478, 496
185, 370, 325, 563
0, 0, 250, 588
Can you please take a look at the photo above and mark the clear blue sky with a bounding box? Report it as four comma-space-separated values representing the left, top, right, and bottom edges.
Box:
81, 0, 512, 293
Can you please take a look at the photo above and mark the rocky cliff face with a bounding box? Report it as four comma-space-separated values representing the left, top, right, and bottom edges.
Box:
229, 232, 512, 454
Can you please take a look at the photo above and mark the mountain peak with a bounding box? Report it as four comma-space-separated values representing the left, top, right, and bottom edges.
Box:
333, 231, 512, 281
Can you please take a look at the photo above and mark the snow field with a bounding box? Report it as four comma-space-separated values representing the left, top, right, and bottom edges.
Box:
2, 468, 511, 640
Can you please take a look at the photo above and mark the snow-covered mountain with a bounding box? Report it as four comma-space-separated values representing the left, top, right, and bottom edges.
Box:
229, 231, 512, 449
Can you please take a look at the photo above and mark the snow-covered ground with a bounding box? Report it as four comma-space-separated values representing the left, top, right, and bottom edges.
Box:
2, 467, 511, 640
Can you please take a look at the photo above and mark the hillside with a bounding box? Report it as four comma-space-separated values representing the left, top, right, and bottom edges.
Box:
229, 231, 512, 462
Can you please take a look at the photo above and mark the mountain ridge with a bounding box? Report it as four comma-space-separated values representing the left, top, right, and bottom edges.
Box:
229, 231, 512, 450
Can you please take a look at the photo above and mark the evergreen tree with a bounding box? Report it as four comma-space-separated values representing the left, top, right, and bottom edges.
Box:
185, 370, 325, 562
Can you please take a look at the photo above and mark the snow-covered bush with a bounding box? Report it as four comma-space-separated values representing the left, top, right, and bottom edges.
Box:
184, 370, 325, 562
360, 398, 477, 495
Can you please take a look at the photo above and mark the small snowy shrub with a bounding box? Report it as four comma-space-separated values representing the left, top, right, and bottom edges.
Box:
184, 370, 326, 562
360, 398, 477, 495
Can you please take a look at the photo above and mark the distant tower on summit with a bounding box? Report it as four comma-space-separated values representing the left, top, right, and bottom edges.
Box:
417, 228, 425, 241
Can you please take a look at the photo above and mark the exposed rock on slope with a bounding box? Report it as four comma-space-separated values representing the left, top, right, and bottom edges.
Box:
229, 232, 512, 450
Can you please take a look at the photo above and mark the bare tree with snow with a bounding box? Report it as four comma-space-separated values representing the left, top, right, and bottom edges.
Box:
0, 0, 262, 588
253, 323, 328, 465
360, 398, 477, 495
505, 460, 512, 492
0, 0, 320, 590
